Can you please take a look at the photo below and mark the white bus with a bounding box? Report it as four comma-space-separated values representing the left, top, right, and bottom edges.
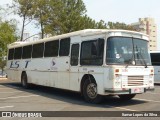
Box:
6, 29, 154, 103
150, 51, 160, 84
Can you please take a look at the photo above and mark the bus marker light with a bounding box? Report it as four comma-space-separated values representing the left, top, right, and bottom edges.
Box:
115, 69, 119, 73
151, 69, 154, 73
122, 88, 126, 90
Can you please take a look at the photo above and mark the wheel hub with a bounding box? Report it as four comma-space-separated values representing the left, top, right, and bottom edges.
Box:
87, 83, 97, 99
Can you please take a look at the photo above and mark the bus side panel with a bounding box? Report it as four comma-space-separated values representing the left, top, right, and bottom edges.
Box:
56, 57, 70, 89
103, 67, 114, 93
25, 58, 57, 87
154, 66, 160, 83
79, 67, 105, 95
69, 66, 80, 91
6, 60, 22, 82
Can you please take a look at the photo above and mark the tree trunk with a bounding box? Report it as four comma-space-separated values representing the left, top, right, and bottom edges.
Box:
20, 14, 26, 41
40, 11, 44, 39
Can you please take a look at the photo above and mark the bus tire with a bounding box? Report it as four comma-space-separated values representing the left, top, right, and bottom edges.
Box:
21, 72, 29, 89
82, 79, 103, 103
118, 94, 136, 100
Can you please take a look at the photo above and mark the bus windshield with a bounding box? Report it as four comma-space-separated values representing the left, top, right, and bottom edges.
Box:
106, 37, 151, 66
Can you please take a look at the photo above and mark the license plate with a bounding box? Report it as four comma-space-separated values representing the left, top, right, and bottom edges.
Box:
131, 88, 144, 94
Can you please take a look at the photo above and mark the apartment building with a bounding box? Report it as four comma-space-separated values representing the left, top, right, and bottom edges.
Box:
131, 18, 157, 51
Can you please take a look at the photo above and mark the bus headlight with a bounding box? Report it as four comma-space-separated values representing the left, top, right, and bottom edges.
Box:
114, 75, 122, 87
115, 75, 120, 81
149, 75, 154, 85
115, 81, 121, 87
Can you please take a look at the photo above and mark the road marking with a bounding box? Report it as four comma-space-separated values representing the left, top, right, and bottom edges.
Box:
0, 91, 23, 94
0, 86, 21, 89
0, 88, 14, 89
105, 105, 138, 111
0, 106, 14, 109
145, 92, 160, 95
0, 95, 39, 100
134, 98, 160, 103
154, 87, 160, 90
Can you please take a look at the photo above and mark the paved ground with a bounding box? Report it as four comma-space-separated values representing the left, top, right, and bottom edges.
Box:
0, 78, 160, 120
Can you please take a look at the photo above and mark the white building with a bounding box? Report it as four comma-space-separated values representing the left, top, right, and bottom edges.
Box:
23, 32, 30, 41
131, 17, 157, 51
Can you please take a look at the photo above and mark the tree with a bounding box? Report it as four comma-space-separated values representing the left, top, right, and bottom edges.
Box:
108, 21, 136, 31
0, 20, 17, 73
12, 0, 136, 38
31, 0, 51, 38
45, 0, 87, 35
12, 0, 33, 41
0, 60, 6, 76
13, 0, 87, 36
76, 15, 107, 30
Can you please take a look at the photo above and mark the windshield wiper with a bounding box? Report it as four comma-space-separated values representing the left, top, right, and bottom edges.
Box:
137, 52, 148, 68
135, 45, 147, 68
125, 52, 135, 68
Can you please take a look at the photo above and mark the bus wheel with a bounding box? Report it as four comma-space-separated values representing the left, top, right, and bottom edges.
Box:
118, 94, 136, 100
82, 80, 103, 103
21, 73, 29, 89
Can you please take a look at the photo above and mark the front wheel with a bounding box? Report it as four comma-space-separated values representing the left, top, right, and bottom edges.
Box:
82, 80, 103, 103
118, 94, 136, 100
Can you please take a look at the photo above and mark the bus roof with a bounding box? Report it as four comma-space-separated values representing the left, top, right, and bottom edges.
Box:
8, 29, 149, 49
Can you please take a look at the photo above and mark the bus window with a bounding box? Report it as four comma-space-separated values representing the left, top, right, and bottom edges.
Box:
150, 53, 160, 66
71, 44, 79, 66
8, 48, 14, 60
80, 39, 104, 65
59, 38, 70, 56
32, 43, 44, 58
22, 45, 32, 59
44, 40, 59, 57
14, 47, 22, 60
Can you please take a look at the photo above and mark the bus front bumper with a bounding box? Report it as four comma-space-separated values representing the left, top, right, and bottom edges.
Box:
104, 87, 154, 95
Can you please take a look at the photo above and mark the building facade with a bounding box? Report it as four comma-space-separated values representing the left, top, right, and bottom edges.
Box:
131, 18, 157, 51
23, 32, 30, 41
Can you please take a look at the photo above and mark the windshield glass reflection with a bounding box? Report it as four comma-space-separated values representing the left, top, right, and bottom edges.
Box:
106, 37, 151, 66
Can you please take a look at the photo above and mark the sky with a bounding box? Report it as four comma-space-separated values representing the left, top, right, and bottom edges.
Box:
0, 0, 160, 50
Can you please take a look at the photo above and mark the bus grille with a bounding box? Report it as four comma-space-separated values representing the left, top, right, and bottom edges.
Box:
127, 76, 144, 86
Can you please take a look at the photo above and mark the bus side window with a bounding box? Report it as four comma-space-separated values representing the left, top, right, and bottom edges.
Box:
44, 40, 59, 57
32, 43, 44, 58
14, 47, 22, 60
59, 38, 70, 56
80, 39, 104, 65
22, 45, 32, 59
8, 48, 14, 60
71, 44, 79, 66
151, 53, 160, 66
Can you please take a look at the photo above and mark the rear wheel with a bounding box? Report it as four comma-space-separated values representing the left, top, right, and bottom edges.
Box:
21, 73, 29, 89
82, 79, 103, 103
118, 94, 136, 100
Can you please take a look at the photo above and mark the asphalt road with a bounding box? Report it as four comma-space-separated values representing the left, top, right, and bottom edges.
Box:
0, 78, 160, 120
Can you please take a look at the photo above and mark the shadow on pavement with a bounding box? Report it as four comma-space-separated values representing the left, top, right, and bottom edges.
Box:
0, 81, 147, 109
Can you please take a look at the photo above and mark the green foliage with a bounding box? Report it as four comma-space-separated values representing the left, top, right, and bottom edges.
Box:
0, 20, 17, 54
12, 0, 136, 38
12, 0, 33, 18
31, 0, 87, 35
0, 20, 17, 70
108, 22, 136, 31
0, 60, 6, 71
